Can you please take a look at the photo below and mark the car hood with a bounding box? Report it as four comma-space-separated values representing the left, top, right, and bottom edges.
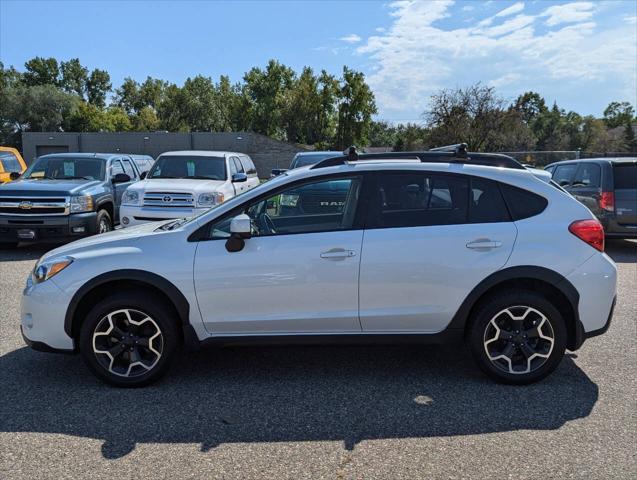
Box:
129, 178, 227, 194
0, 179, 102, 196
41, 221, 173, 261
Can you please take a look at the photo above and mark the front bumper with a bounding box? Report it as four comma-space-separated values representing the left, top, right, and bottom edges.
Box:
0, 212, 98, 243
120, 205, 208, 227
21, 277, 75, 351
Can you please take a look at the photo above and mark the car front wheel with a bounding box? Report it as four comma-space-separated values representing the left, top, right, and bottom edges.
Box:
79, 292, 179, 387
468, 291, 567, 385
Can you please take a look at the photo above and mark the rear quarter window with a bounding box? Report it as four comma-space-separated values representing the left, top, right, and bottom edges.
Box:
499, 183, 548, 220
613, 164, 637, 190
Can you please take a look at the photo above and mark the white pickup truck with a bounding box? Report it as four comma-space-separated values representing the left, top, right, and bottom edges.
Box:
119, 151, 259, 227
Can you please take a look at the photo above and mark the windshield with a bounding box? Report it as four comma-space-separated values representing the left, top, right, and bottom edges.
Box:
291, 152, 340, 169
22, 156, 106, 180
148, 155, 227, 180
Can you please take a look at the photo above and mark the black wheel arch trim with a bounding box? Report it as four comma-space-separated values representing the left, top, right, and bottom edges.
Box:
64, 269, 191, 340
447, 265, 584, 349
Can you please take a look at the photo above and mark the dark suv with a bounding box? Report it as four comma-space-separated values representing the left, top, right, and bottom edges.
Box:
545, 158, 637, 238
0, 153, 148, 247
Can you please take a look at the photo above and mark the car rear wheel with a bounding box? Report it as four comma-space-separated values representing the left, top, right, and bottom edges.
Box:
79, 291, 179, 387
468, 291, 567, 385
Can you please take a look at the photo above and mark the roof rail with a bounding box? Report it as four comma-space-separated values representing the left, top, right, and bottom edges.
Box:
310, 148, 525, 171
428, 143, 468, 157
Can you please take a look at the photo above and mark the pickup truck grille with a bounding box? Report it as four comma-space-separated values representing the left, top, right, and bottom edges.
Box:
0, 197, 69, 216
143, 192, 195, 208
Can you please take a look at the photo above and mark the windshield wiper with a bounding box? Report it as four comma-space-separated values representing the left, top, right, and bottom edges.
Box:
58, 176, 93, 180
156, 218, 188, 231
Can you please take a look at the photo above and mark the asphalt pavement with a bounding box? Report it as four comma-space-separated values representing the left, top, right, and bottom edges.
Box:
0, 240, 635, 479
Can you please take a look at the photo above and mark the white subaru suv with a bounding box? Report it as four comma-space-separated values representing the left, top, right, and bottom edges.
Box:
21, 145, 617, 387
119, 150, 259, 227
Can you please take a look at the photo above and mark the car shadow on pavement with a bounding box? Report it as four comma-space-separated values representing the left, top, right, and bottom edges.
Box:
0, 343, 598, 459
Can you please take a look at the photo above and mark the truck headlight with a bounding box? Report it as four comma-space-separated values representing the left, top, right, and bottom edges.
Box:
122, 190, 141, 206
197, 192, 224, 207
32, 256, 73, 284
70, 195, 94, 213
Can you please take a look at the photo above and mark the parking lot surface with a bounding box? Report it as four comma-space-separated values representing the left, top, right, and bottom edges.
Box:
0, 240, 635, 479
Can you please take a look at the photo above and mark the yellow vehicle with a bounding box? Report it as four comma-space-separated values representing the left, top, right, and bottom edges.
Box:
0, 147, 27, 183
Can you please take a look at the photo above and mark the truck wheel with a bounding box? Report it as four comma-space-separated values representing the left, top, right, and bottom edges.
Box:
96, 209, 112, 234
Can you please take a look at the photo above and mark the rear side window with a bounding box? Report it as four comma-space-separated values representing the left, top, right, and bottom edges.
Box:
552, 164, 577, 186
239, 156, 257, 175
470, 178, 510, 223
500, 184, 548, 220
121, 159, 136, 179
613, 164, 637, 190
0, 152, 22, 172
572, 163, 601, 188
373, 173, 469, 228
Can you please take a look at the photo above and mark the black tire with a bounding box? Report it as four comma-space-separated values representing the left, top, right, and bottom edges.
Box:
96, 209, 112, 234
79, 291, 179, 387
467, 290, 567, 385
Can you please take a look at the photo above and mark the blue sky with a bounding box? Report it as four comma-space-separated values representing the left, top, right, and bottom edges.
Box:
1, 0, 636, 123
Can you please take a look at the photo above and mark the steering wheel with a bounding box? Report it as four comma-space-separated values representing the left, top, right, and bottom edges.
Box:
256, 213, 277, 235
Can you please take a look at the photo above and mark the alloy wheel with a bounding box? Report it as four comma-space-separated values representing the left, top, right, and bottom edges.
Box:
483, 306, 555, 375
92, 309, 163, 378
98, 217, 111, 234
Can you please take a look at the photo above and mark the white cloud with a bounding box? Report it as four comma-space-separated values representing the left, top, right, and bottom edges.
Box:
357, 1, 637, 115
462, 5, 474, 12
495, 2, 524, 18
623, 15, 636, 25
375, 27, 386, 32
340, 33, 362, 43
541, 1, 594, 26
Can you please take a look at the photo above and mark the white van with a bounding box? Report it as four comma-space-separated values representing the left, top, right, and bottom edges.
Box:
119, 151, 259, 227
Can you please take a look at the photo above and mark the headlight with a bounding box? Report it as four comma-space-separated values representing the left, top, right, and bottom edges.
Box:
122, 190, 141, 206
197, 192, 224, 207
32, 257, 73, 284
70, 195, 94, 213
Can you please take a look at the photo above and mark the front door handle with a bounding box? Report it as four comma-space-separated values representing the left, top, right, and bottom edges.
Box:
466, 239, 502, 249
320, 248, 356, 259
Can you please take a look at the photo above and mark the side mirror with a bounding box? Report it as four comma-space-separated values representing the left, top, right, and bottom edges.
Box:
225, 214, 251, 252
232, 172, 248, 183
140, 171, 147, 180
9, 172, 21, 181
271, 168, 287, 178
112, 173, 131, 184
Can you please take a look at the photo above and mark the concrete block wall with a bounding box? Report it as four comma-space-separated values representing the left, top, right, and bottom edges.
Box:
22, 132, 308, 179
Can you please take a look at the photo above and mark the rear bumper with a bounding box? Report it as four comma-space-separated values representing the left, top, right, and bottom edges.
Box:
601, 217, 637, 238
566, 252, 617, 336
0, 212, 98, 243
585, 296, 616, 339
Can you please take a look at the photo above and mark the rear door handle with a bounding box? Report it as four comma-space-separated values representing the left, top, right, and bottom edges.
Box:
320, 248, 356, 259
466, 239, 502, 249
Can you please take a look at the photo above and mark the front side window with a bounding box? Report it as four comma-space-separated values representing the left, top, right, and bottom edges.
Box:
111, 160, 124, 175
572, 163, 601, 188
372, 173, 469, 228
22, 156, 105, 180
0, 152, 22, 172
148, 155, 227, 180
209, 176, 362, 238
552, 164, 577, 186
232, 157, 244, 174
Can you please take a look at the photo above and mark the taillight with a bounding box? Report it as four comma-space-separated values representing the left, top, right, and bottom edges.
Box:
598, 191, 614, 212
569, 219, 605, 252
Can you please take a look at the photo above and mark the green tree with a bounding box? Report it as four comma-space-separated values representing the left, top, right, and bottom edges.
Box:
243, 59, 295, 139
60, 58, 88, 98
3, 83, 77, 133
157, 84, 189, 132
23, 57, 60, 86
132, 106, 160, 131
114, 77, 140, 114
603, 101, 635, 129
335, 67, 377, 149
86, 69, 111, 108
512, 92, 548, 124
